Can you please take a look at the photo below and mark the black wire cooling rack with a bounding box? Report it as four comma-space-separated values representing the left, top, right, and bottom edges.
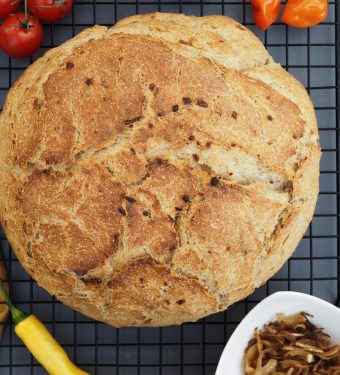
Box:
0, 1, 339, 374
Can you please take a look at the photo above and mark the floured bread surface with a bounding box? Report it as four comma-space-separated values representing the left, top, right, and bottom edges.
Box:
0, 13, 320, 327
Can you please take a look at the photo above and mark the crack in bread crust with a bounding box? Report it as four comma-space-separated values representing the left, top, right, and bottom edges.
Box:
0, 13, 320, 327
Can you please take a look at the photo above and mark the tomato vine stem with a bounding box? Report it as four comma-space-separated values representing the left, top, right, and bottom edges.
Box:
24, 0, 29, 28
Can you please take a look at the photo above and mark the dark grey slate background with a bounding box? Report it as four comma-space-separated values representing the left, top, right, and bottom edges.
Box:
0, 1, 339, 374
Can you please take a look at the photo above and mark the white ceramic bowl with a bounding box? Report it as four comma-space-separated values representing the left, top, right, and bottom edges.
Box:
215, 291, 340, 375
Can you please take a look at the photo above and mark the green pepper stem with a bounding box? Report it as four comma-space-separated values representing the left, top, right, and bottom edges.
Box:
0, 279, 28, 325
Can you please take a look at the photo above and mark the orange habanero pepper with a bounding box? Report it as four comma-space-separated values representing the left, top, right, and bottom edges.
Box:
281, 0, 328, 28
251, 0, 281, 30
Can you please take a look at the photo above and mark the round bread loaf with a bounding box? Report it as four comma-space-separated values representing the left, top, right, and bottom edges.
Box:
0, 13, 320, 327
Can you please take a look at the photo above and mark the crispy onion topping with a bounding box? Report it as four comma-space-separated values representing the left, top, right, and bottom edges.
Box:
244, 312, 340, 374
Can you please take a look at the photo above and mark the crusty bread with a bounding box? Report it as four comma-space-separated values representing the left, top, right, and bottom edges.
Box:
0, 13, 320, 327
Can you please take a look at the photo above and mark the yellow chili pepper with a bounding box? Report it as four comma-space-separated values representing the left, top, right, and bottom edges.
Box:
0, 258, 9, 341
0, 279, 90, 375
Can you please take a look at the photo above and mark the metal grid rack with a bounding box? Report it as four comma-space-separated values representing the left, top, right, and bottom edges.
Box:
0, 0, 339, 373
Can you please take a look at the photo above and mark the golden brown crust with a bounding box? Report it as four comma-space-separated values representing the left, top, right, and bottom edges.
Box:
0, 13, 320, 327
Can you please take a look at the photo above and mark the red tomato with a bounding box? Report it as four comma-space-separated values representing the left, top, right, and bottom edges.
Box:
0, 0, 20, 18
0, 13, 43, 58
28, 0, 73, 23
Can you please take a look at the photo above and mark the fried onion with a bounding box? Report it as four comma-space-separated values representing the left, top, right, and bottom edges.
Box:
244, 312, 340, 374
